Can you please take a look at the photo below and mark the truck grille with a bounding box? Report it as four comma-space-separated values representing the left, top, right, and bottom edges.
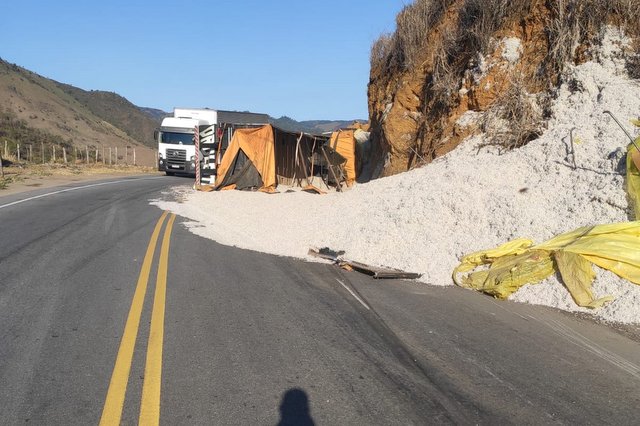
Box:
166, 149, 186, 169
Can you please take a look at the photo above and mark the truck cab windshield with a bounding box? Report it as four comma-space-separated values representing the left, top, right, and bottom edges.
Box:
161, 132, 194, 145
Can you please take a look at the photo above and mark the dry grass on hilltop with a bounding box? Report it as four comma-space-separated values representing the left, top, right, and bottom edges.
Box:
368, 0, 640, 174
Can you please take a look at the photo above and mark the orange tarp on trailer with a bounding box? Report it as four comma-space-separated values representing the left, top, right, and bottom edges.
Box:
215, 124, 277, 191
328, 129, 357, 186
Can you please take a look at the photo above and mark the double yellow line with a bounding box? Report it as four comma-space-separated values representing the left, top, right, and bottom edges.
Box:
100, 211, 176, 426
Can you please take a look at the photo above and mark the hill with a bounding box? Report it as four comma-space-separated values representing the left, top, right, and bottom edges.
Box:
0, 57, 362, 167
54, 83, 162, 148
0, 58, 161, 166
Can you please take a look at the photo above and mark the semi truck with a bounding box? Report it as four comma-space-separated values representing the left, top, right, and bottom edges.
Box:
156, 108, 269, 179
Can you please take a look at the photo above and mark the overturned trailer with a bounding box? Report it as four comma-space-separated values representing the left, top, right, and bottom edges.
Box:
213, 124, 347, 192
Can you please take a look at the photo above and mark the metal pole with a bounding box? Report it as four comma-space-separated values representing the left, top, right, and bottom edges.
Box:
194, 125, 200, 187
603, 110, 640, 152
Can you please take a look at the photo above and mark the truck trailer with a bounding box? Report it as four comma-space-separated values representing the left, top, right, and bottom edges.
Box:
156, 108, 269, 179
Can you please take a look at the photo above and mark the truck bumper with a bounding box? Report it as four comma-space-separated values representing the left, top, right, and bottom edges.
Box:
160, 160, 196, 175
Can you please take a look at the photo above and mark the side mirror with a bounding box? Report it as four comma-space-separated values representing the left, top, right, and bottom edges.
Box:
153, 130, 159, 142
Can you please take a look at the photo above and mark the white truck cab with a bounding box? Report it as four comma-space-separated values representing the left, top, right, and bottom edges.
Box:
156, 108, 268, 178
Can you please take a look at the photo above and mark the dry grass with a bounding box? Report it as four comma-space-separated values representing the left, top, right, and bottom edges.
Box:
545, 0, 640, 78
370, 0, 453, 72
371, 0, 640, 153
481, 78, 548, 150
1, 163, 156, 181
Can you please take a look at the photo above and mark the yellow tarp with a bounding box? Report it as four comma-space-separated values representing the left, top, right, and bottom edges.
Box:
328, 129, 357, 187
453, 222, 640, 308
215, 124, 277, 191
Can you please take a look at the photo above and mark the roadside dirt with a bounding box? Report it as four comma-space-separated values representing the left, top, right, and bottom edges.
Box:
0, 163, 163, 197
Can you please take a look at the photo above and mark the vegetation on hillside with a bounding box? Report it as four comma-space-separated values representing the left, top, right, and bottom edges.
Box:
370, 0, 640, 155
55, 83, 160, 148
0, 58, 160, 154
0, 107, 72, 162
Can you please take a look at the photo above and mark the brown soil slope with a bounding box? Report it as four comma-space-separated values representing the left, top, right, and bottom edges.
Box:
368, 0, 639, 177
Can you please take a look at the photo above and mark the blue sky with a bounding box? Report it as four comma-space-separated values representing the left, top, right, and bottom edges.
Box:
1, 0, 408, 121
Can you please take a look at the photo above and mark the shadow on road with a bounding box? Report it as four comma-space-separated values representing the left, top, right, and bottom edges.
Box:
277, 388, 315, 426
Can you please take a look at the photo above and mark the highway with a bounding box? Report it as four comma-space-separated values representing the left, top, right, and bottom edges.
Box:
1, 176, 639, 425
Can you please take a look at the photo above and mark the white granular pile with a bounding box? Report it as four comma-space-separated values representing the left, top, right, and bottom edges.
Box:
501, 37, 522, 63
152, 29, 640, 325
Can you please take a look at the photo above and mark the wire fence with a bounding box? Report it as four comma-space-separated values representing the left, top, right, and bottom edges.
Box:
1, 140, 141, 166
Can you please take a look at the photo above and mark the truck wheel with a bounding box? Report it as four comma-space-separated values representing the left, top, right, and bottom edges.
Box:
165, 171, 175, 176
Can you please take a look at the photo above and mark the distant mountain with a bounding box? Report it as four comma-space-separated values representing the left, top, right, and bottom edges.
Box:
139, 107, 170, 122
269, 116, 366, 135
0, 58, 365, 161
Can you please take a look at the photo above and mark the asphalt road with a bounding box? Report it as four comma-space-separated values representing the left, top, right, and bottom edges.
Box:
1, 176, 639, 425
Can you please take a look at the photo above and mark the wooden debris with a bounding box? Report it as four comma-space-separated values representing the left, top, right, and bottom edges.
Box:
308, 247, 421, 280
302, 184, 327, 195
346, 260, 422, 279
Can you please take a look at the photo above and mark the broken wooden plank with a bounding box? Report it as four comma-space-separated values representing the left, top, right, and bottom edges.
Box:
308, 247, 421, 279
346, 260, 422, 280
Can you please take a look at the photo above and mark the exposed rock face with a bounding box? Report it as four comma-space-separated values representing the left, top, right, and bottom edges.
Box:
367, 0, 638, 178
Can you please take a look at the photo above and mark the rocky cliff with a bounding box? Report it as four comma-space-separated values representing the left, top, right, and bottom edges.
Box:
367, 0, 639, 177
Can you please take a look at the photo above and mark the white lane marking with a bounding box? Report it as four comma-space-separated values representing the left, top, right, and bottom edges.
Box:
0, 178, 164, 210
336, 279, 371, 311
532, 316, 640, 379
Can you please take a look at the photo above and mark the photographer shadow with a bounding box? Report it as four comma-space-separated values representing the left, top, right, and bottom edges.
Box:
277, 388, 315, 426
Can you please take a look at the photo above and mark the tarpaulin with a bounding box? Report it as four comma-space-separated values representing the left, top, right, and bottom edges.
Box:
328, 130, 357, 187
453, 222, 640, 308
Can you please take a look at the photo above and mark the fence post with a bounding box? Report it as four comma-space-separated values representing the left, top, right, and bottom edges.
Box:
0, 152, 3, 178
102, 146, 105, 164
133, 148, 136, 166
29, 145, 32, 162
17, 144, 20, 162
115, 147, 118, 165
85, 146, 89, 164
42, 142, 45, 164
52, 145, 56, 163
4, 140, 7, 158
63, 147, 67, 164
